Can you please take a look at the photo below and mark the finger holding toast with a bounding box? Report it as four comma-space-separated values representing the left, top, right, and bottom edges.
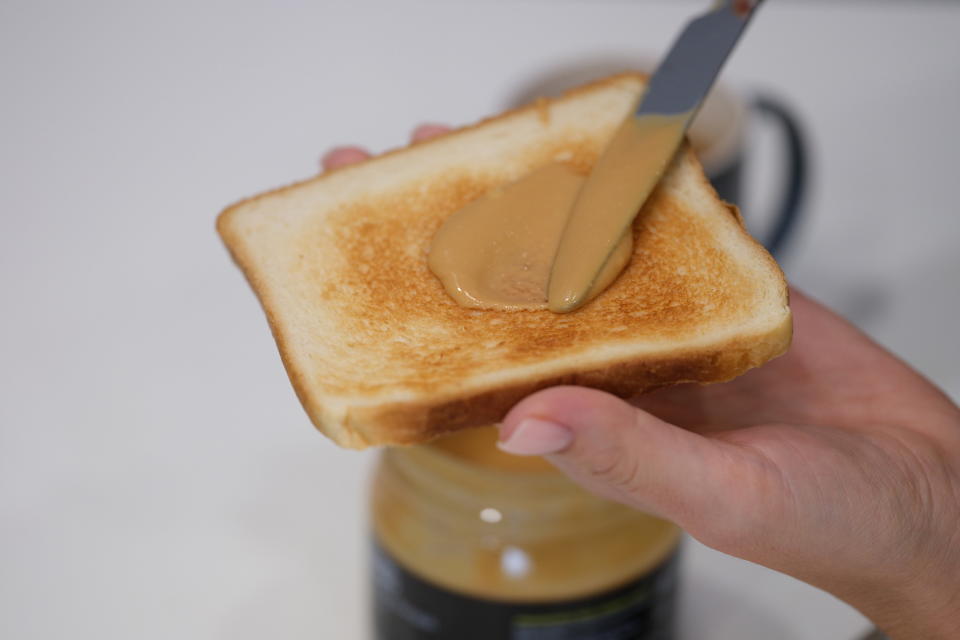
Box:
321, 123, 451, 171
499, 290, 960, 639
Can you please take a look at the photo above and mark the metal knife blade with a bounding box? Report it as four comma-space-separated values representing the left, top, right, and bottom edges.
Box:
546, 0, 764, 313
638, 0, 763, 118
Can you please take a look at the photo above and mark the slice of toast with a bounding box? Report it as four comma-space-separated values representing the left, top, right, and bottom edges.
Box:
218, 73, 791, 449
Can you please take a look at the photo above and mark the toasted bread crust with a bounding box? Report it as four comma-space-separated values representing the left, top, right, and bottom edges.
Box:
216, 72, 648, 233
346, 318, 792, 447
218, 72, 791, 449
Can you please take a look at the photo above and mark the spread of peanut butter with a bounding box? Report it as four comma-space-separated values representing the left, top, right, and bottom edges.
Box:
427, 164, 631, 311
428, 112, 689, 314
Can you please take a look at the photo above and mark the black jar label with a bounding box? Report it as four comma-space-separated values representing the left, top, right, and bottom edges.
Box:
371, 539, 678, 640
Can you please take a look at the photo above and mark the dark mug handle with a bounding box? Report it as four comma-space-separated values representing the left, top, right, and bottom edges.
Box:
749, 95, 809, 257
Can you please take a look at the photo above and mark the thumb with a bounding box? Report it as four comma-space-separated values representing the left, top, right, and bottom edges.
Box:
500, 386, 743, 528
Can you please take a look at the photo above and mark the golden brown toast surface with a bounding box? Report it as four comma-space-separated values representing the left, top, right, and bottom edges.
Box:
218, 73, 791, 448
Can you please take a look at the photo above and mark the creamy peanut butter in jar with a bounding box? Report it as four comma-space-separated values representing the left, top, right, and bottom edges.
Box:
370, 426, 682, 639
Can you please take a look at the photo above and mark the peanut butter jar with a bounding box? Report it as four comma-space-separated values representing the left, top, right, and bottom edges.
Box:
370, 426, 681, 639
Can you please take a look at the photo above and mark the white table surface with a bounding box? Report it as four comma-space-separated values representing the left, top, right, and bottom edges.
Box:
2, 1, 959, 638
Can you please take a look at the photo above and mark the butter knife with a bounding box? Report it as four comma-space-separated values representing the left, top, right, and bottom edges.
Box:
547, 0, 765, 313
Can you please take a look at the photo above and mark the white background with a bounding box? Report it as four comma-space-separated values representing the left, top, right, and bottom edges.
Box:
2, 1, 959, 638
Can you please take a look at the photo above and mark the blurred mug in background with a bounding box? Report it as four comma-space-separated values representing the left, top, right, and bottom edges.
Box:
505, 57, 808, 258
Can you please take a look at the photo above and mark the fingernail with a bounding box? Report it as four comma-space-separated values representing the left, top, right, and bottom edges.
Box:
411, 123, 451, 142
498, 418, 574, 456
320, 146, 369, 171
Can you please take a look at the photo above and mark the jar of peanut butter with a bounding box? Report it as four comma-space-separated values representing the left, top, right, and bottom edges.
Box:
370, 426, 682, 639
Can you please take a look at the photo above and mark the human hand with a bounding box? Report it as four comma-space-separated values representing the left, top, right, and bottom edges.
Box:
500, 289, 960, 640
321, 129, 960, 639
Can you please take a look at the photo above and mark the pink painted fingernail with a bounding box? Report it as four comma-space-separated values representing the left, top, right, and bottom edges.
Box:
498, 418, 574, 455
411, 124, 451, 142
321, 146, 370, 171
